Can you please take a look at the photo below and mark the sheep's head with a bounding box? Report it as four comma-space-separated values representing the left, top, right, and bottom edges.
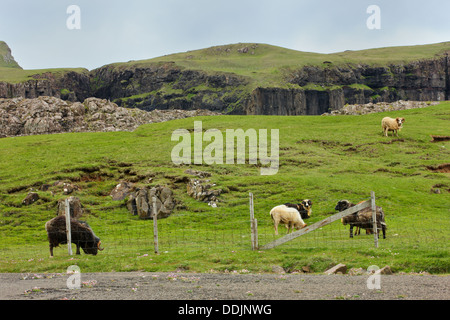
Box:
302, 199, 312, 209
396, 117, 405, 127
335, 200, 351, 212
301, 199, 312, 217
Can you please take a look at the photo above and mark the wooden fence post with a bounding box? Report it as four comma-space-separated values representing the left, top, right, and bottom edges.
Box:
249, 193, 258, 250
65, 198, 73, 256
152, 196, 159, 254
371, 191, 379, 248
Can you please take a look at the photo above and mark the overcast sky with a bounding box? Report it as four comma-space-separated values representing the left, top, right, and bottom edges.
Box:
0, 0, 449, 70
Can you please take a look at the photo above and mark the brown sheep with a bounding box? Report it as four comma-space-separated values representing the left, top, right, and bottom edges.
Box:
335, 200, 387, 239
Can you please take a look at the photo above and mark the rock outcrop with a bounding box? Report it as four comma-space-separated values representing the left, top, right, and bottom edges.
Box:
246, 55, 449, 115
0, 96, 220, 137
90, 63, 249, 113
0, 71, 91, 102
126, 186, 175, 220
323, 100, 440, 116
57, 196, 84, 219
187, 178, 223, 207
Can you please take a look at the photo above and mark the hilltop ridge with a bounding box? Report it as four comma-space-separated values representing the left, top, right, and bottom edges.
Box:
0, 41, 21, 69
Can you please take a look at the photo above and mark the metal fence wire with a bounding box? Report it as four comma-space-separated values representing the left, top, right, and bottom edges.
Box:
0, 196, 448, 262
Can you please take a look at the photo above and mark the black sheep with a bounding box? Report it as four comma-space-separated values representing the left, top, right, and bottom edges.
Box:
45, 215, 104, 257
284, 199, 312, 220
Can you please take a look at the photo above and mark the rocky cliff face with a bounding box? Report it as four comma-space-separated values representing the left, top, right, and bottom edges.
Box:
246, 55, 449, 115
90, 63, 249, 113
0, 71, 91, 102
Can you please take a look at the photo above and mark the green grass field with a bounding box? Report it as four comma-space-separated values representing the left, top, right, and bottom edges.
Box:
0, 103, 449, 274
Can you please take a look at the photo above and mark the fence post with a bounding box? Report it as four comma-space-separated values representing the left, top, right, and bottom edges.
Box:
152, 196, 159, 254
371, 191, 379, 248
65, 198, 73, 256
249, 192, 258, 250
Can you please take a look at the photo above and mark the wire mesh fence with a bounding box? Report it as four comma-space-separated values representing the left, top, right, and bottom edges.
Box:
1, 211, 448, 264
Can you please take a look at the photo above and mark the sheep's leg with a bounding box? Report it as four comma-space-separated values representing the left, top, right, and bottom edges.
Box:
49, 244, 54, 257
349, 225, 354, 238
76, 244, 81, 255
274, 222, 279, 236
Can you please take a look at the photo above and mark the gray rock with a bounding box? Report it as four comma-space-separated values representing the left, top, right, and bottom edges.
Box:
22, 192, 39, 205
324, 263, 347, 275
57, 196, 83, 219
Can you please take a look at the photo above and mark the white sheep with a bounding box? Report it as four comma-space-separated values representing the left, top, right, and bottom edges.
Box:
382, 117, 405, 137
270, 205, 307, 235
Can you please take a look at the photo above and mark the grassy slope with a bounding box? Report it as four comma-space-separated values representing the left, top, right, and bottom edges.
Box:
0, 103, 449, 274
0, 67, 89, 83
108, 42, 450, 87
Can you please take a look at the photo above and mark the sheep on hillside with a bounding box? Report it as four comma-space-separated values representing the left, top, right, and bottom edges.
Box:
382, 117, 405, 137
335, 200, 387, 239
270, 205, 307, 235
284, 199, 312, 220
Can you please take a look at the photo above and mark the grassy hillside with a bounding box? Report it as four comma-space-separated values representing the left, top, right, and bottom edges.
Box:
0, 103, 449, 274
0, 67, 89, 83
108, 42, 450, 87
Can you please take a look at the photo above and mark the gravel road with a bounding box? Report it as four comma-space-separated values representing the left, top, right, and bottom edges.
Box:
1, 272, 448, 301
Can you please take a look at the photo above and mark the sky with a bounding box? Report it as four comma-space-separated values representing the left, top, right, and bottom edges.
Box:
0, 0, 449, 70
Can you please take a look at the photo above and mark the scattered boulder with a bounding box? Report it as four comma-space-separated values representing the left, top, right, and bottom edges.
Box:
57, 196, 83, 219
324, 263, 347, 275
187, 178, 222, 207
110, 181, 135, 201
126, 186, 175, 220
373, 265, 393, 275
22, 192, 39, 205
0, 96, 221, 138
52, 181, 80, 195
271, 265, 286, 274
324, 100, 439, 116
301, 266, 312, 273
62, 182, 76, 195
184, 169, 212, 178
348, 267, 365, 276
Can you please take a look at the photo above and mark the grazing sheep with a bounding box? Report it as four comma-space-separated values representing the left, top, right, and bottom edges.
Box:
284, 199, 312, 220
335, 200, 387, 239
45, 215, 104, 257
382, 117, 405, 137
270, 205, 307, 235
